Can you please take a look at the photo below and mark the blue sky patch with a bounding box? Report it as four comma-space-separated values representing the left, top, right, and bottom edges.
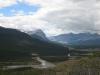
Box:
0, 2, 40, 16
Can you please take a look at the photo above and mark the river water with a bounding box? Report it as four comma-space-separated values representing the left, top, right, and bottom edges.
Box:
2, 57, 56, 70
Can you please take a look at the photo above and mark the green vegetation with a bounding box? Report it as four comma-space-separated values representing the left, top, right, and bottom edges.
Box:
53, 57, 100, 75
0, 69, 41, 75
92, 52, 100, 57
0, 56, 100, 75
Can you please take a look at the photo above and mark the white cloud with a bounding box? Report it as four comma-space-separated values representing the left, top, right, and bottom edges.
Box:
0, 0, 100, 36
32, 0, 98, 34
0, 0, 17, 8
0, 15, 45, 29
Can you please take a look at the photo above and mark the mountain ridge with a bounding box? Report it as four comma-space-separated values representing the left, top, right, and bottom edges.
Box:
0, 27, 69, 60
49, 33, 100, 48
27, 29, 49, 41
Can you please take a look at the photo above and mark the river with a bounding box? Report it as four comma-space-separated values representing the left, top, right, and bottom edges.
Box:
2, 57, 56, 70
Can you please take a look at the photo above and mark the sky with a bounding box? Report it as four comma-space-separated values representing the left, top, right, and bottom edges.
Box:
0, 0, 99, 36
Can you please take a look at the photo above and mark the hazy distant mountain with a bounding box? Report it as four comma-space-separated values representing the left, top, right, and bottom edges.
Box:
0, 27, 69, 60
50, 33, 100, 48
28, 29, 49, 41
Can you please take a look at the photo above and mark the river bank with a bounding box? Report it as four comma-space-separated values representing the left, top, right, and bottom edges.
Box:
1, 57, 55, 70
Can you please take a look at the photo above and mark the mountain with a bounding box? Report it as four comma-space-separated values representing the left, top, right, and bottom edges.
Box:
0, 27, 69, 60
0, 27, 36, 60
49, 33, 100, 48
28, 29, 49, 41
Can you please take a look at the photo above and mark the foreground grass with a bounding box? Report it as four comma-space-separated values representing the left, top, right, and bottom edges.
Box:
0, 68, 42, 75
53, 57, 100, 73
0, 57, 100, 75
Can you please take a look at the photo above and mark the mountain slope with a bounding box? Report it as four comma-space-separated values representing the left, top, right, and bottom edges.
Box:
0, 27, 69, 60
50, 33, 100, 48
28, 29, 49, 41
0, 27, 36, 59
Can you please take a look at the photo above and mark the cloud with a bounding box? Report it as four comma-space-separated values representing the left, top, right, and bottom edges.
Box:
0, 0, 17, 8
0, 15, 45, 30
0, 14, 61, 36
37, 0, 97, 34
0, 0, 99, 36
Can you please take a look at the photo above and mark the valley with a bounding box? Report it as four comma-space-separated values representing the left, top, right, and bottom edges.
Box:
0, 27, 100, 75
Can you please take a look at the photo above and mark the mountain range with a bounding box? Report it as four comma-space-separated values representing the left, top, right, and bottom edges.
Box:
0, 27, 69, 60
49, 33, 100, 48
1, 25, 100, 60
27, 30, 100, 48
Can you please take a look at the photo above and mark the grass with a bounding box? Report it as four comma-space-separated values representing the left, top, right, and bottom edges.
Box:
0, 68, 42, 75
0, 55, 100, 75
53, 57, 100, 73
